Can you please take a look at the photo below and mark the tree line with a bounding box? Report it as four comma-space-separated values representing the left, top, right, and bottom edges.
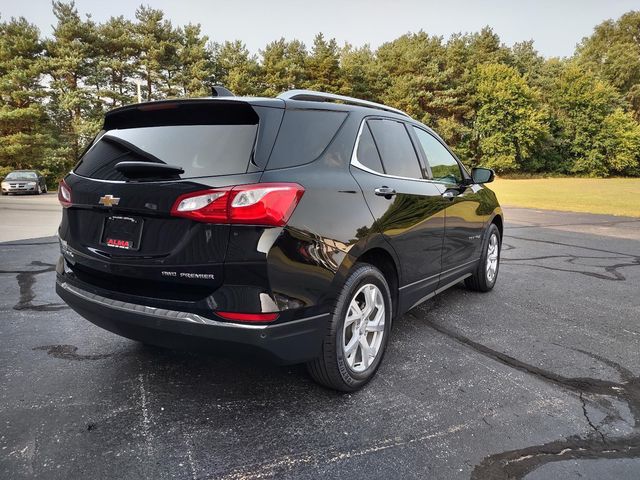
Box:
1, 2, 640, 184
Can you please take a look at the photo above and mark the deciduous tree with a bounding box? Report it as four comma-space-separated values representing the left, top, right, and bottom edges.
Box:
473, 63, 549, 172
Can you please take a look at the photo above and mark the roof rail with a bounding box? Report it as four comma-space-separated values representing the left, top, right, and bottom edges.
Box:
277, 89, 410, 118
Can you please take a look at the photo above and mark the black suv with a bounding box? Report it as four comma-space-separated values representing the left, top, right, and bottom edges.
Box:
56, 90, 503, 391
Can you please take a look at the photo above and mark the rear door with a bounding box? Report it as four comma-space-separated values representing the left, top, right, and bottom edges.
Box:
411, 127, 487, 284
59, 100, 283, 295
350, 118, 445, 307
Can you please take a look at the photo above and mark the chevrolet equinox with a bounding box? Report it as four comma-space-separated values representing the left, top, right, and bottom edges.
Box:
56, 89, 503, 391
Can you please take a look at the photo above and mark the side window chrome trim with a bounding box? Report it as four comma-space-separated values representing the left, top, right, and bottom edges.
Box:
350, 117, 442, 184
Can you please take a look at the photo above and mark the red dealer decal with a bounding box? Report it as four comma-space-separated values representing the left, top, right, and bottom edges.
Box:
106, 238, 132, 249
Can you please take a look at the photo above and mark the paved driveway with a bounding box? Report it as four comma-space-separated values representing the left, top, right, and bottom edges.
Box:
0, 193, 60, 242
0, 205, 639, 479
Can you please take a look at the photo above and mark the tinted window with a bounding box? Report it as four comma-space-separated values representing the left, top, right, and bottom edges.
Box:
75, 125, 258, 180
356, 124, 384, 173
413, 127, 462, 184
267, 110, 347, 169
368, 120, 422, 179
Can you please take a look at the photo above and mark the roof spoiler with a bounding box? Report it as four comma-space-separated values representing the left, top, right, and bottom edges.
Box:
103, 100, 258, 130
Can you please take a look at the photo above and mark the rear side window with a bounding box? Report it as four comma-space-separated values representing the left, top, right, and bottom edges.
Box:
367, 119, 423, 179
75, 125, 258, 180
356, 124, 384, 173
267, 109, 347, 169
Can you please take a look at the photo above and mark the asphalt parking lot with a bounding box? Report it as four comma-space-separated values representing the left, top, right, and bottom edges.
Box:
1, 195, 639, 479
0, 193, 61, 242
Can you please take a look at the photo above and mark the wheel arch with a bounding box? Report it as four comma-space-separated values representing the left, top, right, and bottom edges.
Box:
490, 213, 503, 239
353, 246, 400, 319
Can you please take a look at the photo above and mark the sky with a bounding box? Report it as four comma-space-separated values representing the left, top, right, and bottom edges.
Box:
0, 0, 638, 58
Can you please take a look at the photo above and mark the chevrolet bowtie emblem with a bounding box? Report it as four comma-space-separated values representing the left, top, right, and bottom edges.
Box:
99, 195, 120, 207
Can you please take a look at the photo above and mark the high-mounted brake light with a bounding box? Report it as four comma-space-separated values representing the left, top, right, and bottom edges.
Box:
58, 180, 72, 208
137, 102, 179, 111
170, 183, 304, 226
216, 311, 279, 323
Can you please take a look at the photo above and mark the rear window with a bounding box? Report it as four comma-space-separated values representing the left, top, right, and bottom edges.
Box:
266, 109, 347, 170
75, 125, 258, 180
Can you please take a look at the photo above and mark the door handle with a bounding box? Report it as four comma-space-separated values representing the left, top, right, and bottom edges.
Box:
441, 190, 458, 200
374, 187, 397, 198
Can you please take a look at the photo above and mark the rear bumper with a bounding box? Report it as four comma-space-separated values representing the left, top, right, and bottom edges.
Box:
56, 279, 329, 365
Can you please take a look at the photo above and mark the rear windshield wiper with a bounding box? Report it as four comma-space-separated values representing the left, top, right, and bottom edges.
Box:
101, 135, 185, 179
101, 135, 163, 163
115, 161, 185, 177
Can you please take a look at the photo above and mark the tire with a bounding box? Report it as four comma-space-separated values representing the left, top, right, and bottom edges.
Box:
465, 223, 501, 292
307, 263, 392, 391
1, 192, 7, 196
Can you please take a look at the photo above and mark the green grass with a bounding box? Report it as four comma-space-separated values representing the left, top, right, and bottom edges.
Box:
489, 177, 640, 217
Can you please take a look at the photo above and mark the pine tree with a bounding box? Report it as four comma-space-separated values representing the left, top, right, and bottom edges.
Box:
305, 33, 341, 92
339, 44, 384, 102
260, 38, 307, 97
210, 40, 261, 96
175, 24, 211, 97
46, 1, 101, 170
134, 6, 180, 100
0, 17, 55, 179
96, 16, 139, 107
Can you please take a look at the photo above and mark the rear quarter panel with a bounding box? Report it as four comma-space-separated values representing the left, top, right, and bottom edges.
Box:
258, 113, 396, 315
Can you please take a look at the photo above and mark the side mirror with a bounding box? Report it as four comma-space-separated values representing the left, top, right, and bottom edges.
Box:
471, 167, 495, 184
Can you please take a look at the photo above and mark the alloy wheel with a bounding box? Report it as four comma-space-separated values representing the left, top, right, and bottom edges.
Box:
342, 283, 385, 373
486, 233, 499, 283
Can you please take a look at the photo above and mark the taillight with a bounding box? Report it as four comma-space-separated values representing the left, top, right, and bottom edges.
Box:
58, 180, 72, 207
171, 189, 230, 222
171, 183, 304, 226
216, 311, 279, 323
228, 184, 305, 225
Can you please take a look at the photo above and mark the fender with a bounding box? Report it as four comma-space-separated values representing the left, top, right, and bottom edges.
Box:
327, 232, 402, 314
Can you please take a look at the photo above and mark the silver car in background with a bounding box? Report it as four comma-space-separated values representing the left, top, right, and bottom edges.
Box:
1, 170, 48, 195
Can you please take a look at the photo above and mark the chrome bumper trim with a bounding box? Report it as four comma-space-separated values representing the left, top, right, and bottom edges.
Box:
58, 281, 268, 330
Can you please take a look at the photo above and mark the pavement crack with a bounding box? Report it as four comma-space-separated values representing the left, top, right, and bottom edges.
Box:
471, 435, 640, 480
422, 319, 640, 479
502, 253, 640, 281
425, 320, 622, 396
504, 234, 636, 258
580, 392, 607, 444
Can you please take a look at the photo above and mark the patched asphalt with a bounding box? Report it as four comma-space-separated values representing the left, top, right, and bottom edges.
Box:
1, 207, 639, 479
